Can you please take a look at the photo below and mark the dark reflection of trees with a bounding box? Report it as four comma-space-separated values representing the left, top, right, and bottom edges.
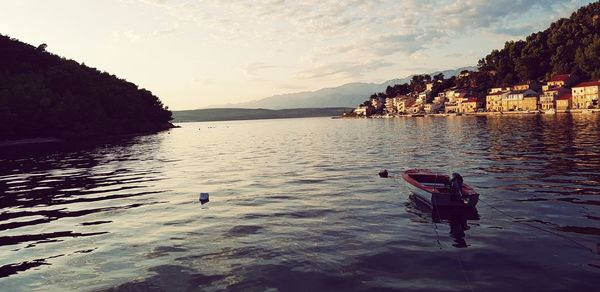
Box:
0, 134, 167, 250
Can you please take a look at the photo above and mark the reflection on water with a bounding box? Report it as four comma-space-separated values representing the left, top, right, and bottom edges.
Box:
409, 194, 480, 249
1, 115, 600, 291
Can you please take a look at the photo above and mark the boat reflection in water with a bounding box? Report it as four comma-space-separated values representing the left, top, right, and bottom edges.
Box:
436, 206, 480, 248
410, 194, 480, 248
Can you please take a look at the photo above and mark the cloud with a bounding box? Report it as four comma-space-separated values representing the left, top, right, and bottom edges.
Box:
297, 59, 393, 79
137, 0, 588, 51
445, 53, 464, 58
112, 30, 142, 43
136, 0, 593, 83
491, 23, 539, 36
240, 62, 275, 77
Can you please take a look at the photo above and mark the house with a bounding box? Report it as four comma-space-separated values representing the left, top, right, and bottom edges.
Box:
425, 82, 434, 92
396, 96, 416, 114
434, 92, 448, 104
371, 95, 386, 111
444, 91, 467, 113
522, 94, 539, 111
540, 87, 569, 111
444, 102, 460, 113
489, 87, 511, 94
417, 91, 429, 104
571, 81, 600, 109
385, 97, 397, 114
486, 90, 509, 112
556, 92, 572, 111
513, 81, 539, 92
408, 103, 423, 114
502, 90, 539, 111
457, 71, 471, 79
354, 105, 368, 116
542, 74, 575, 91
424, 102, 443, 114
443, 88, 462, 103
460, 96, 485, 113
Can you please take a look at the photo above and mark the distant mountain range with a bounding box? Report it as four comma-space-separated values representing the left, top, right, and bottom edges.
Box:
211, 66, 476, 110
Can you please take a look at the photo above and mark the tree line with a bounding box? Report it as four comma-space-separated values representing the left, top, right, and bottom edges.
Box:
0, 34, 172, 140
477, 1, 600, 86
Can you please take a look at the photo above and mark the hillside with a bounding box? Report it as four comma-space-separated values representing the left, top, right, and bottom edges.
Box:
477, 1, 600, 85
215, 67, 475, 109
0, 35, 172, 140
173, 107, 352, 123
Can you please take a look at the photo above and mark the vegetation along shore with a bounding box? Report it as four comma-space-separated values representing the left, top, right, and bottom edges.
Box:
0, 34, 173, 142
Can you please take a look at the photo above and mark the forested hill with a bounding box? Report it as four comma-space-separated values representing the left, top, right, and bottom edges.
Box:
477, 1, 600, 85
0, 34, 172, 140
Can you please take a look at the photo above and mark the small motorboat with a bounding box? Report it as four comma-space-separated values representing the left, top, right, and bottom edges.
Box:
402, 169, 479, 208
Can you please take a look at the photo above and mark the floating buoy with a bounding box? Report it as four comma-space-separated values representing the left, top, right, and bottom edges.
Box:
378, 169, 389, 178
199, 192, 209, 204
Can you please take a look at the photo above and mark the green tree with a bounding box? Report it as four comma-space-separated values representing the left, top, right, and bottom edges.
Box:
575, 37, 600, 79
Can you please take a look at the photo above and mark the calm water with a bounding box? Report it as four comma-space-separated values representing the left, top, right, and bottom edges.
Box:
1, 115, 600, 291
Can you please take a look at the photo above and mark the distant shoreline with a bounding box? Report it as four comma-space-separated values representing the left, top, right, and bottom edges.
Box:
343, 108, 600, 119
172, 107, 352, 123
0, 137, 63, 148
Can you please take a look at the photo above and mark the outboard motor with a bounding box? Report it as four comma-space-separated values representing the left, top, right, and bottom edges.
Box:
449, 173, 464, 201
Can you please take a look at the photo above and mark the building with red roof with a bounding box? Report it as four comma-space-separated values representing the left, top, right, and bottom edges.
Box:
571, 80, 600, 109
459, 96, 485, 113
540, 86, 570, 111
543, 74, 576, 92
556, 92, 573, 111
395, 96, 416, 114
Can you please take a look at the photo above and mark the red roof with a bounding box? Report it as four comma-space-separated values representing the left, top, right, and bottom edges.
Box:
573, 81, 600, 88
557, 93, 572, 100
404, 99, 416, 107
548, 74, 570, 82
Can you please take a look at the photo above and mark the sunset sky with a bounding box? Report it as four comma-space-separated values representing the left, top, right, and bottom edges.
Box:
0, 0, 594, 110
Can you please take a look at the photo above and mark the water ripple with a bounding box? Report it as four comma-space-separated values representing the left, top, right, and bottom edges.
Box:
0, 116, 599, 291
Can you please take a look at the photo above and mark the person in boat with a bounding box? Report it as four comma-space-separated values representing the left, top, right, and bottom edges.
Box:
449, 173, 464, 201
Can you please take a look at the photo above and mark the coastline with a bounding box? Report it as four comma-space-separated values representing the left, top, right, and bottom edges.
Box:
341, 108, 600, 119
0, 137, 63, 147
0, 123, 177, 148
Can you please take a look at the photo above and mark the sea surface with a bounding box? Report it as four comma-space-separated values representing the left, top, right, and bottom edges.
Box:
1, 115, 600, 291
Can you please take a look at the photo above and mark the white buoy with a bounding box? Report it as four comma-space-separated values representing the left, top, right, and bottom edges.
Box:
199, 192, 209, 204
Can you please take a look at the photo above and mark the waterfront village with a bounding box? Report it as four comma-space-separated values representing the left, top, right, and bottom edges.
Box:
346, 72, 600, 117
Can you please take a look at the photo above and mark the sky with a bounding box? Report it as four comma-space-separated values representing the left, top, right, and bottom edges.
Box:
0, 0, 595, 110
